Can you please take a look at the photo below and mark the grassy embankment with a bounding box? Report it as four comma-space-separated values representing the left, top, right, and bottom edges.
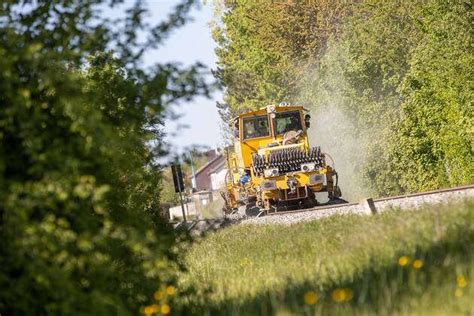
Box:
178, 200, 474, 315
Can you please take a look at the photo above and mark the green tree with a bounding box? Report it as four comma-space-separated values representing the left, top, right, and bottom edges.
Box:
389, 0, 474, 191
213, 0, 352, 116
319, 0, 473, 194
214, 0, 473, 198
307, 0, 425, 197
0, 1, 208, 315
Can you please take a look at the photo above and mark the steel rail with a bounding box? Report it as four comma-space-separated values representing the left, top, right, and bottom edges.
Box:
373, 184, 474, 202
265, 184, 474, 217
172, 184, 474, 231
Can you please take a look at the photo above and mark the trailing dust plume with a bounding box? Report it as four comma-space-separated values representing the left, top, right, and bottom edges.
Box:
300, 41, 372, 202
310, 105, 370, 202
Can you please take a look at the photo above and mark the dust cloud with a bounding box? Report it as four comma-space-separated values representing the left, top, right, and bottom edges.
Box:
309, 105, 370, 202
300, 41, 372, 202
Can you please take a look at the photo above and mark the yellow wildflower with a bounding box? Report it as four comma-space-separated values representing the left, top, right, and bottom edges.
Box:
166, 285, 176, 296
143, 304, 159, 315
457, 275, 467, 288
412, 259, 423, 269
161, 304, 171, 315
303, 291, 318, 305
398, 256, 409, 266
331, 288, 353, 302
19, 89, 31, 98
154, 290, 164, 301
455, 288, 463, 298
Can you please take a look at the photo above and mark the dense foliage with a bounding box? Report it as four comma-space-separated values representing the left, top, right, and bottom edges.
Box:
213, 0, 352, 127
213, 0, 473, 198
0, 1, 208, 315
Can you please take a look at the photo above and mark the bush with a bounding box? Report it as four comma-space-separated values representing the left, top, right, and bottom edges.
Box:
0, 1, 206, 314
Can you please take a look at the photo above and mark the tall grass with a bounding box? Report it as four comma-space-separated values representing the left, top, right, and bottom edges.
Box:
177, 201, 474, 315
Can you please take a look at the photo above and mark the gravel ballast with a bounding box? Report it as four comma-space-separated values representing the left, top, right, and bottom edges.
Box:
178, 186, 474, 234
239, 186, 474, 226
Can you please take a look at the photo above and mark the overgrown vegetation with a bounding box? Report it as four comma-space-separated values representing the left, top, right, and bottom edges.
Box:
0, 1, 209, 315
1, 0, 472, 315
180, 201, 474, 314
213, 0, 473, 199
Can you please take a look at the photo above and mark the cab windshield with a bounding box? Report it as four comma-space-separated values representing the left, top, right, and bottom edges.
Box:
243, 115, 269, 139
274, 111, 302, 135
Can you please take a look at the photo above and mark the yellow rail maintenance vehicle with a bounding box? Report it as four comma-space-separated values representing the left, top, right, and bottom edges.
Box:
222, 103, 346, 216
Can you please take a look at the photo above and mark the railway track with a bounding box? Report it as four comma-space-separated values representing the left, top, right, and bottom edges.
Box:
174, 184, 474, 234
243, 184, 474, 226
266, 184, 474, 216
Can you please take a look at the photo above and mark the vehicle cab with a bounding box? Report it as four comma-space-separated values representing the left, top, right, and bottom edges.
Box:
233, 104, 311, 169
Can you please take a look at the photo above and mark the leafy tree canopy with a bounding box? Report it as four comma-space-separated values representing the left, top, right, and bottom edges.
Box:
0, 1, 209, 315
213, 0, 473, 197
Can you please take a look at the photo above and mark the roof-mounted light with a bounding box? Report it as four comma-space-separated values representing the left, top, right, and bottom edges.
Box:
266, 104, 276, 113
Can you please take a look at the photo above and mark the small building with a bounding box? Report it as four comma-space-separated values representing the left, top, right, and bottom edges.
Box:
194, 151, 226, 192
168, 149, 229, 221
210, 167, 227, 192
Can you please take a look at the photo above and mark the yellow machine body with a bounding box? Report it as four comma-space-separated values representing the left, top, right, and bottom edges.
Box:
222, 104, 342, 214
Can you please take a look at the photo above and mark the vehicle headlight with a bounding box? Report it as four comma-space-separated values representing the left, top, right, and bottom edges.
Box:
261, 180, 277, 191
263, 168, 279, 177
301, 163, 316, 172
309, 174, 326, 185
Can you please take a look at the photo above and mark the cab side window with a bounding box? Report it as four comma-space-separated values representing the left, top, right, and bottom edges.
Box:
243, 116, 269, 139
275, 111, 302, 135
